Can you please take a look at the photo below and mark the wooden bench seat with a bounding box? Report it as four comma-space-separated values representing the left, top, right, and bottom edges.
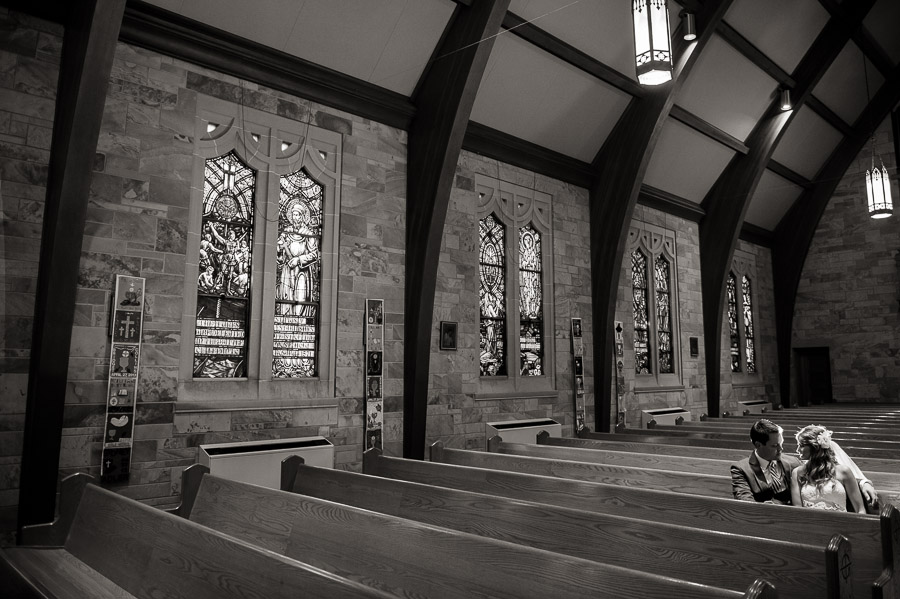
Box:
514, 433, 900, 498
625, 426, 900, 453
361, 449, 900, 599
432, 439, 733, 497
278, 457, 843, 598
181, 470, 770, 599
579, 430, 900, 460
0, 474, 394, 599
675, 421, 900, 438
537, 434, 900, 474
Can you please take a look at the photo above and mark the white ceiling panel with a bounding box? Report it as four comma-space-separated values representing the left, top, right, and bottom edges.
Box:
865, 0, 900, 64
642, 118, 737, 203
164, 0, 306, 55
771, 105, 843, 180
745, 169, 803, 230
813, 41, 885, 126
152, 0, 456, 96
470, 33, 631, 162
724, 0, 829, 74
508, 0, 637, 82
676, 34, 779, 142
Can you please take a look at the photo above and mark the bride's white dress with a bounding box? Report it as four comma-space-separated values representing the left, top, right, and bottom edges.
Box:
800, 478, 846, 511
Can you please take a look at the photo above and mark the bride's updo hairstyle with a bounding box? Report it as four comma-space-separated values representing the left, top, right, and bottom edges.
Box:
795, 425, 837, 487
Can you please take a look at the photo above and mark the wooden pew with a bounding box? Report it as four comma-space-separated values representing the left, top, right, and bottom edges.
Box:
0, 474, 393, 599
503, 433, 900, 501
578, 430, 900, 460
362, 450, 900, 599
675, 421, 900, 439
628, 426, 900, 452
180, 469, 770, 599
538, 434, 900, 474
277, 456, 843, 598
432, 437, 733, 497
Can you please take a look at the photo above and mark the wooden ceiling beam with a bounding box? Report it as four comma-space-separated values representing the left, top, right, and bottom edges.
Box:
772, 61, 900, 409
697, 0, 875, 417
17, 0, 127, 531
806, 95, 853, 136
587, 0, 734, 433
716, 21, 796, 88
503, 12, 645, 98
404, 0, 510, 459
766, 160, 812, 189
670, 104, 749, 154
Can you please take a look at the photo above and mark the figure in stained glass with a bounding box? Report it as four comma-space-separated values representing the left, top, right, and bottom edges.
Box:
194, 151, 255, 378
480, 214, 507, 376
655, 255, 673, 374
519, 224, 543, 376
742, 275, 756, 374
273, 169, 323, 378
632, 249, 651, 374
727, 272, 741, 372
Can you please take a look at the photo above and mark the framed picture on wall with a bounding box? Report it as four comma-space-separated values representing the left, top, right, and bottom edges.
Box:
440, 321, 457, 351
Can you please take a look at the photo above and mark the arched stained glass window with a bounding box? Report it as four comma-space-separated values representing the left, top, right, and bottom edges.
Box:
519, 224, 543, 376
742, 275, 756, 374
727, 271, 741, 373
632, 249, 651, 374
273, 169, 324, 378
655, 255, 673, 374
194, 151, 256, 378
480, 214, 506, 376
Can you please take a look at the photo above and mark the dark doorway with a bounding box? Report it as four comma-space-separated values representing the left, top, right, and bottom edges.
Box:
795, 347, 833, 406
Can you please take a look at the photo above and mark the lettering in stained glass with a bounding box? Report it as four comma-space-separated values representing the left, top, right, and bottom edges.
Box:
655, 255, 673, 374
194, 151, 255, 378
632, 249, 651, 374
273, 169, 323, 378
480, 214, 507, 376
727, 271, 741, 373
742, 275, 756, 374
519, 224, 543, 376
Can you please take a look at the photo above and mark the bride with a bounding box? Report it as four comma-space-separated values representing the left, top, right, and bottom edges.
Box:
789, 425, 865, 513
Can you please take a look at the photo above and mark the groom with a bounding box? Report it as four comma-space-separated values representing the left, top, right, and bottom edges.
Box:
731, 419, 799, 504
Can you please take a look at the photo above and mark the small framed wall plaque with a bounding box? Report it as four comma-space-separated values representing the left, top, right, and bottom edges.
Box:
440, 321, 457, 351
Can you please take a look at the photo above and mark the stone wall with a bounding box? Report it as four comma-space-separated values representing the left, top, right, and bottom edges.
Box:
0, 9, 61, 531
425, 151, 593, 450
793, 117, 900, 402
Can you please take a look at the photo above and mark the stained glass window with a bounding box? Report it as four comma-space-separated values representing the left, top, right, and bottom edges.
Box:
632, 249, 651, 374
273, 169, 323, 378
519, 224, 543, 376
480, 214, 506, 376
742, 275, 756, 374
655, 255, 673, 374
194, 151, 255, 378
727, 272, 740, 373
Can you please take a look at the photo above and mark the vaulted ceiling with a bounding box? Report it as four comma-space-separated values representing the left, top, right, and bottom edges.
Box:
139, 0, 900, 233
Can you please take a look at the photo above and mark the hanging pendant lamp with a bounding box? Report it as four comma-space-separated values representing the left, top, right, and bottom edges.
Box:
633, 0, 673, 85
861, 55, 893, 219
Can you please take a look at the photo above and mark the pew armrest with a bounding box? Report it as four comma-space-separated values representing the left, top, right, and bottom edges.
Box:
873, 503, 900, 599
281, 455, 305, 491
166, 464, 209, 518
743, 578, 776, 599
18, 473, 93, 547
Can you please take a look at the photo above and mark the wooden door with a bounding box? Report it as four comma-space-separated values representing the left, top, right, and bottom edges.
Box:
795, 347, 833, 406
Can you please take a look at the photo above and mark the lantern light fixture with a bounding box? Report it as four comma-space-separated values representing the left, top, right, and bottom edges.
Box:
633, 0, 673, 86
861, 54, 893, 219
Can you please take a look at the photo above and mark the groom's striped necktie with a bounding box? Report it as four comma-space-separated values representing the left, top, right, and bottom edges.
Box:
767, 459, 785, 493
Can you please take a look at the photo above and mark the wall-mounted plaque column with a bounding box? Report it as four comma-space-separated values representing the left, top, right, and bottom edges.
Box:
571, 318, 587, 434
365, 299, 384, 450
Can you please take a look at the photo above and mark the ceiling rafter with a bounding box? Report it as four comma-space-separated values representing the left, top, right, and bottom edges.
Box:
818, 0, 894, 77
18, 0, 127, 532
697, 0, 876, 417
404, 0, 510, 459
502, 11, 645, 98
773, 60, 900, 409
767, 160, 812, 189
805, 95, 854, 136
670, 104, 749, 154
588, 0, 734, 433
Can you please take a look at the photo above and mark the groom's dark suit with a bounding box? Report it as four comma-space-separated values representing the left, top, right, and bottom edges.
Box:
731, 452, 802, 504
